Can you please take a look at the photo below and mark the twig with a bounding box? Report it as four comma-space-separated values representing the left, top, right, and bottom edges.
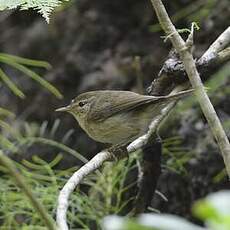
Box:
150, 0, 230, 177
0, 151, 56, 230
133, 56, 145, 94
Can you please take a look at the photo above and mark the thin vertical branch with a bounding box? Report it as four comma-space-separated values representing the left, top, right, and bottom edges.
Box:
150, 0, 230, 177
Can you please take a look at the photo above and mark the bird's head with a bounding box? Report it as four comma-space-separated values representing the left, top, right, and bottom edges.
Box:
55, 92, 97, 122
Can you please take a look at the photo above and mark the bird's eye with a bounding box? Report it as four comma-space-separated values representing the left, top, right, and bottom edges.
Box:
78, 101, 86, 107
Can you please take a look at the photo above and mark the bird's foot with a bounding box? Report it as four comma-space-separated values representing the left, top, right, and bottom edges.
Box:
107, 144, 129, 161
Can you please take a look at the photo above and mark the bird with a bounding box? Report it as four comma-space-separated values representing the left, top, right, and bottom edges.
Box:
56, 89, 193, 145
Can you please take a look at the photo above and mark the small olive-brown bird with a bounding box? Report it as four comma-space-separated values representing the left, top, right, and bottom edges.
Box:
56, 90, 193, 145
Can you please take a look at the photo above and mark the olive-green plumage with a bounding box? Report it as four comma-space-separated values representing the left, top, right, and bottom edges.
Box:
56, 90, 193, 145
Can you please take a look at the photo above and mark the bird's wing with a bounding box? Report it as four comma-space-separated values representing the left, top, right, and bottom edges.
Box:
88, 91, 157, 121
88, 89, 193, 121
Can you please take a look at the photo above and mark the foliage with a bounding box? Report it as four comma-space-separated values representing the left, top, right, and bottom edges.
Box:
0, 0, 69, 22
0, 56, 228, 229
0, 52, 64, 228
0, 128, 138, 228
0, 116, 87, 162
0, 154, 76, 229
0, 53, 62, 99
193, 191, 230, 230
162, 136, 194, 175
102, 191, 230, 230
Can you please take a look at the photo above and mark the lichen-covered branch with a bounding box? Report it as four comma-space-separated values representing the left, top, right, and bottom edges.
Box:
149, 27, 230, 96
216, 47, 230, 63
201, 26, 230, 62
57, 151, 113, 230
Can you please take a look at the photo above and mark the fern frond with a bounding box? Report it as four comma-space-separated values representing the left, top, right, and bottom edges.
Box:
0, 0, 67, 23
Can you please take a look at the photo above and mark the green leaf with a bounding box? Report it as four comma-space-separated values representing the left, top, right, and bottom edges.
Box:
0, 68, 25, 98
0, 107, 15, 118
0, 53, 52, 69
0, 135, 18, 153
193, 200, 219, 221
20, 137, 88, 163
0, 58, 63, 99
0, 120, 22, 140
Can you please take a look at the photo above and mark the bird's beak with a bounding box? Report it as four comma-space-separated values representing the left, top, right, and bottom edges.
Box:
55, 105, 72, 112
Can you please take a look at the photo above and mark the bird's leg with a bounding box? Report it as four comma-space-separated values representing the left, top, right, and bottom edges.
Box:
107, 143, 129, 161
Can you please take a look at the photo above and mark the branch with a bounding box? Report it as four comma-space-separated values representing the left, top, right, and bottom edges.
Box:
216, 47, 230, 63
201, 26, 230, 62
149, 29, 230, 96
57, 150, 113, 230
0, 151, 56, 230
150, 0, 230, 177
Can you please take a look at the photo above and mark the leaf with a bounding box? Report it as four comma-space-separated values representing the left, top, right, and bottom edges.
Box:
0, 57, 63, 99
193, 191, 230, 230
0, 53, 51, 69
0, 135, 18, 152
0, 68, 25, 98
0, 107, 15, 118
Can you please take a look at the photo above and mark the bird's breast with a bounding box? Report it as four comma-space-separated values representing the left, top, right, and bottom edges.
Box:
84, 113, 141, 144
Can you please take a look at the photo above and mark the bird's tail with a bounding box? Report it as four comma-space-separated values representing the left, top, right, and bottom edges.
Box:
163, 88, 194, 101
